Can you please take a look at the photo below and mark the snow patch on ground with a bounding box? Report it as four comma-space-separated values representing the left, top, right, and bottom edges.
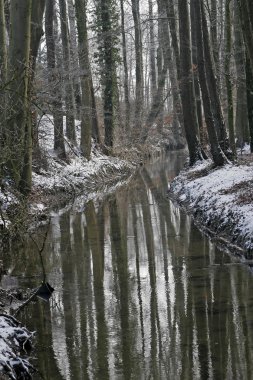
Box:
0, 315, 34, 379
170, 158, 253, 254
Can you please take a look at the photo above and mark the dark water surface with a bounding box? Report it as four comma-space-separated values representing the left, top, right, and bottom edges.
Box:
4, 152, 253, 379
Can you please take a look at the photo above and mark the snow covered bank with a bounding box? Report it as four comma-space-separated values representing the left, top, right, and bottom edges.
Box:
169, 156, 253, 258
0, 315, 34, 379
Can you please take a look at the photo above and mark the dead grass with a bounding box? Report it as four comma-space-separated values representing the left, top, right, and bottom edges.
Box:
219, 180, 253, 205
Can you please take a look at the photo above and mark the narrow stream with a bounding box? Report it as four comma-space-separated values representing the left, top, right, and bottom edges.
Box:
4, 152, 253, 379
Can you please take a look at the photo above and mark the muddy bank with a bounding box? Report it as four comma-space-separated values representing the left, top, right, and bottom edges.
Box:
169, 158, 253, 261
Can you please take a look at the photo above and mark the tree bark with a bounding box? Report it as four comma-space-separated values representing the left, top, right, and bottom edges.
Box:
20, 0, 46, 192
225, 0, 236, 156
201, 2, 230, 155
59, 0, 76, 143
131, 0, 144, 133
234, 0, 249, 147
7, 0, 32, 191
237, 0, 253, 74
193, 0, 228, 166
45, 0, 66, 159
67, 0, 82, 119
166, 0, 180, 77
190, 0, 203, 141
120, 0, 130, 132
246, 55, 253, 152
75, 0, 94, 158
0, 0, 7, 159
148, 0, 157, 98
178, 0, 203, 165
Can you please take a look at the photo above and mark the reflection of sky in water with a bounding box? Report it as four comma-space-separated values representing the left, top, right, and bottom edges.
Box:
12, 153, 253, 380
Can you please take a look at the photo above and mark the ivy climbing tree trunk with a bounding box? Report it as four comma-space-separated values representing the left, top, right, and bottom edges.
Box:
75, 0, 95, 159
94, 0, 118, 152
20, 0, 46, 192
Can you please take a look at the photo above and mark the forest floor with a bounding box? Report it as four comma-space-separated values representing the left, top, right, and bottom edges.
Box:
169, 145, 253, 261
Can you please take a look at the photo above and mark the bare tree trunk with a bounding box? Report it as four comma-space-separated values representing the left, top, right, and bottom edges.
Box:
75, 0, 98, 158
0, 0, 7, 88
120, 0, 130, 132
178, 0, 203, 165
234, 0, 249, 147
7, 0, 32, 191
225, 0, 236, 156
193, 0, 228, 166
59, 0, 76, 143
190, 0, 203, 141
237, 0, 253, 74
166, 0, 180, 75
0, 0, 7, 160
246, 54, 253, 152
45, 0, 66, 159
20, 0, 46, 192
201, 2, 230, 155
131, 0, 144, 133
148, 0, 157, 98
67, 0, 82, 119
210, 0, 219, 82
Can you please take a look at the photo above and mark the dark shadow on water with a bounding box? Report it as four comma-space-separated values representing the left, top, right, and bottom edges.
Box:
4, 152, 253, 379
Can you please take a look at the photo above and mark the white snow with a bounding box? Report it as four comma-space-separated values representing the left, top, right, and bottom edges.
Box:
0, 115, 136, 228
170, 157, 253, 253
0, 315, 34, 379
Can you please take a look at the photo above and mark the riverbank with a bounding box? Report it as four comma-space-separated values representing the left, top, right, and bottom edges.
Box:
169, 150, 253, 260
1, 115, 185, 242
0, 119, 185, 378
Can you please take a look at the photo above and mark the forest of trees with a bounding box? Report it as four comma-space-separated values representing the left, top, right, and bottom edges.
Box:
0, 0, 253, 195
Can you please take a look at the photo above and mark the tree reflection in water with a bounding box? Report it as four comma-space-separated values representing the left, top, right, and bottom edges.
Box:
11, 154, 253, 379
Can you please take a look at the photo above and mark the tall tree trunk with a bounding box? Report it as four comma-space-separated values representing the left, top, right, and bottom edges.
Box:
100, 0, 118, 151
234, 0, 249, 147
0, 0, 7, 87
20, 0, 46, 192
246, 55, 253, 152
225, 0, 236, 156
59, 0, 76, 143
120, 0, 130, 132
142, 0, 169, 139
0, 0, 7, 164
131, 0, 144, 133
166, 0, 180, 77
67, 0, 82, 119
178, 0, 203, 165
193, 0, 228, 166
201, 2, 230, 155
237, 0, 253, 74
45, 0, 66, 159
7, 0, 32, 191
190, 0, 203, 141
75, 0, 94, 158
148, 0, 157, 98
210, 0, 219, 83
